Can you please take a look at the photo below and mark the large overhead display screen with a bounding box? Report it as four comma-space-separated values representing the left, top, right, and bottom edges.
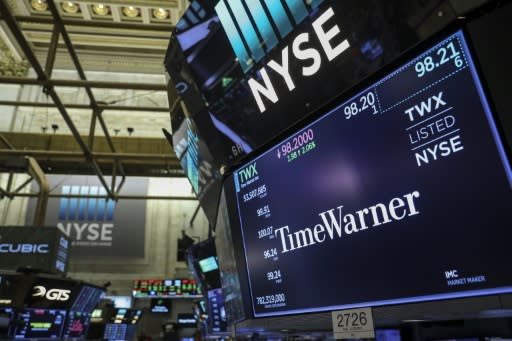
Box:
231, 31, 512, 318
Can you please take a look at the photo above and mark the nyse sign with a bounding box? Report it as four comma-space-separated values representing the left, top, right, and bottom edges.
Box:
56, 185, 115, 247
27, 176, 148, 258
217, 1, 350, 113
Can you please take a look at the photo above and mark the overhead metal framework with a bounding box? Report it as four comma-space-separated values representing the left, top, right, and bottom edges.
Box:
0, 0, 186, 202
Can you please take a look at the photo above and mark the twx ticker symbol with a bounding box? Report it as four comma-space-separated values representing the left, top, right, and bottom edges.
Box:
59, 185, 116, 221
215, 0, 325, 73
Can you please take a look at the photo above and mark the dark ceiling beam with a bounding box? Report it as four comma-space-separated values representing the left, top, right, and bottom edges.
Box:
0, 100, 169, 112
8, 193, 196, 201
48, 0, 97, 107
45, 24, 60, 77
0, 0, 114, 198
0, 149, 178, 162
47, 0, 128, 193
8, 15, 175, 31
0, 77, 167, 90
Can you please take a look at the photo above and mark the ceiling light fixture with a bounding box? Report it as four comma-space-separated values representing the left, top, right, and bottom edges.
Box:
92, 3, 110, 16
30, 0, 48, 11
123, 6, 140, 18
153, 8, 169, 19
62, 1, 80, 13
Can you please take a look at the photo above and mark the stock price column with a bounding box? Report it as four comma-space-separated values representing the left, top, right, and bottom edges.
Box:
234, 128, 322, 312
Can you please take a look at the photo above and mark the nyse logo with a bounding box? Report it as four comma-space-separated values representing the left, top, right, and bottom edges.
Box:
216, 0, 350, 113
215, 0, 325, 73
57, 185, 115, 243
32, 286, 71, 301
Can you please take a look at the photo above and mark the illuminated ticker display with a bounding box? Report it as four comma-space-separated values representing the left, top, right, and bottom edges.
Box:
231, 31, 512, 317
132, 279, 202, 298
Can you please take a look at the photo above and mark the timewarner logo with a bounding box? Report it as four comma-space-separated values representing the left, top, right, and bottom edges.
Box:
215, 0, 350, 113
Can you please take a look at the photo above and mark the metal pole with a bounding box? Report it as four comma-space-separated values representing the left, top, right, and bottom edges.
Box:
0, 100, 169, 112
88, 108, 98, 150
0, 134, 15, 149
189, 203, 201, 227
11, 176, 33, 194
45, 24, 60, 77
9, 193, 197, 200
9, 15, 174, 31
0, 77, 167, 90
95, 108, 127, 192
47, 0, 98, 107
27, 157, 49, 226
0, 0, 114, 198
6, 172, 14, 193
0, 149, 179, 162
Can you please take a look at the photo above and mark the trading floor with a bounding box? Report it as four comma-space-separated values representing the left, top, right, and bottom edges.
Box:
0, 0, 511, 340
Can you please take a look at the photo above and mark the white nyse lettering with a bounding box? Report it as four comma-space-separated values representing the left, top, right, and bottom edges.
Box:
247, 7, 350, 113
248, 68, 278, 113
102, 224, 114, 241
292, 33, 322, 76
74, 223, 88, 240
87, 224, 100, 241
312, 7, 350, 61
267, 47, 295, 91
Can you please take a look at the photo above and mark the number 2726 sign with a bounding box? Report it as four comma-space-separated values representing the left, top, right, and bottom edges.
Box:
332, 307, 375, 339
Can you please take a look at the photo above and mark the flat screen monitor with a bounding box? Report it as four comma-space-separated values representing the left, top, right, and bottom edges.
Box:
207, 288, 227, 333
215, 189, 251, 324
103, 323, 127, 341
228, 30, 512, 318
150, 298, 171, 313
132, 279, 202, 298
15, 308, 66, 340
105, 295, 132, 309
71, 285, 105, 313
90, 308, 103, 323
62, 311, 91, 340
177, 313, 197, 328
376, 329, 401, 341
198, 256, 219, 273
0, 308, 13, 329
112, 309, 142, 324
25, 278, 81, 310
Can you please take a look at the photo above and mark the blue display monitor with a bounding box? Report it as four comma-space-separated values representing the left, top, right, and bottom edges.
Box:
198, 256, 219, 273
207, 288, 227, 333
103, 323, 127, 341
105, 295, 132, 309
376, 329, 401, 341
151, 298, 171, 313
15, 308, 66, 340
230, 30, 512, 318
62, 311, 91, 340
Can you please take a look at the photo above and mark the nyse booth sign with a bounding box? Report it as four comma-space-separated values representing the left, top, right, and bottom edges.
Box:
27, 175, 148, 258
